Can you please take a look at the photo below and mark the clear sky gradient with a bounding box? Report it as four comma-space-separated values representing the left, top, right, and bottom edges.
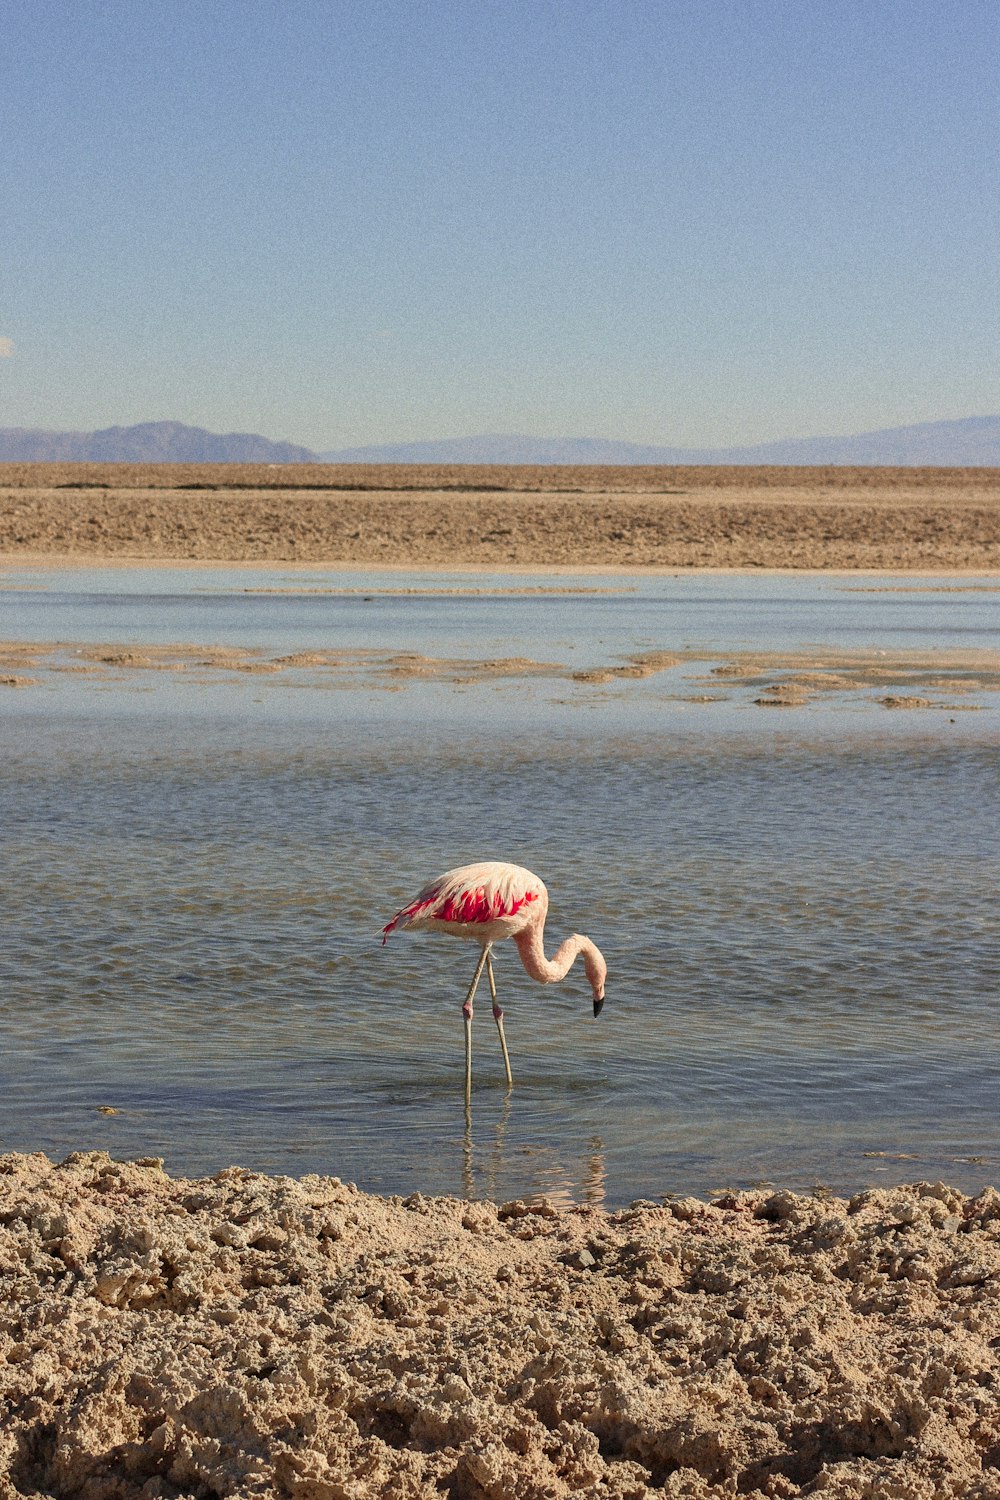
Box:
3, 1, 998, 449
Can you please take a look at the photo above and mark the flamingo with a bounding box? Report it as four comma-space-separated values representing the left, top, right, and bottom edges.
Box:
382, 860, 607, 1095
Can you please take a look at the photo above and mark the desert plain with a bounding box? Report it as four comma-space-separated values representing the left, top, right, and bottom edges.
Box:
2, 462, 999, 569
3, 464, 1000, 1498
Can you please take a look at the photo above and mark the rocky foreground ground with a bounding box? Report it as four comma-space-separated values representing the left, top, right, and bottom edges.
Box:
3, 1152, 1000, 1498
2, 463, 999, 569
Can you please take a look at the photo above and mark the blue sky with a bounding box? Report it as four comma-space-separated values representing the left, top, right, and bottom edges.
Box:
3, 1, 998, 449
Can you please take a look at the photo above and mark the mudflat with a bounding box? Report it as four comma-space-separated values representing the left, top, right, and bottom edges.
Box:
3, 1151, 1000, 1499
2, 463, 1000, 569
2, 637, 999, 710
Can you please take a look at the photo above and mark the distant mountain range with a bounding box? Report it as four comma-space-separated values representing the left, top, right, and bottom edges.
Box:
0, 421, 314, 464
320, 415, 1000, 466
2, 414, 1000, 465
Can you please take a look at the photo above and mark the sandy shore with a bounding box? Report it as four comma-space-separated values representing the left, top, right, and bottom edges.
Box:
2, 463, 1000, 569
3, 1153, 1000, 1499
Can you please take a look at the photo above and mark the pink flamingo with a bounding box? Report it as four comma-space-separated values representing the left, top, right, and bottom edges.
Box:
383, 860, 607, 1094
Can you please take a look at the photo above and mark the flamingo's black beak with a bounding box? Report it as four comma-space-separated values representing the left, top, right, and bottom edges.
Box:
593, 995, 605, 1018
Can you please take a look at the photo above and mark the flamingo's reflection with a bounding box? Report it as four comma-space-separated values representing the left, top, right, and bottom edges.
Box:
462, 1095, 605, 1209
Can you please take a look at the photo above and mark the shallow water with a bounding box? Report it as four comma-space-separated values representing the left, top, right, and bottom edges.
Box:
2, 567, 998, 1205
4, 564, 1000, 660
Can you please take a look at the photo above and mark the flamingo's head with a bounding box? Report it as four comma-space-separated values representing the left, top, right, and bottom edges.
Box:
584, 943, 607, 1018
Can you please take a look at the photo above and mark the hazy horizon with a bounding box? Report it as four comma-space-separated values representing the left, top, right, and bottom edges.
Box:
5, 410, 1000, 469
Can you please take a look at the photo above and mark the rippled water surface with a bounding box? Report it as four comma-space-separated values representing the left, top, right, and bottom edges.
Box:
2, 567, 998, 1204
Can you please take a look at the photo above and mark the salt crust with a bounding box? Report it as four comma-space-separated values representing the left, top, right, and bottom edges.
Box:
2, 1151, 1000, 1498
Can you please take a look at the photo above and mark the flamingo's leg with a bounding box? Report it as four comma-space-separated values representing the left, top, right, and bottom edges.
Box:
487, 950, 513, 1087
463, 944, 491, 1099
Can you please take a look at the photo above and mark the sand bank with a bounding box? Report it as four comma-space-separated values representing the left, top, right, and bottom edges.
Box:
2, 464, 1000, 570
2, 1152, 1000, 1499
2, 638, 998, 710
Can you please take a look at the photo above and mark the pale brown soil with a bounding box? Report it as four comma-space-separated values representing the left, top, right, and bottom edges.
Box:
2, 465, 1000, 569
3, 1152, 1000, 1499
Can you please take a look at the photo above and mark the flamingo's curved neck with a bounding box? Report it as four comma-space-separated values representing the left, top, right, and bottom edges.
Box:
513, 920, 602, 989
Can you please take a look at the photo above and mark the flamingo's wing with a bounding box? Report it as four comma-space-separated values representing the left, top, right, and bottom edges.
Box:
382, 861, 543, 942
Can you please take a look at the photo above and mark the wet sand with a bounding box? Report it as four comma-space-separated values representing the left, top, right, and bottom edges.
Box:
2, 637, 998, 709
3, 1151, 1000, 1499
2, 463, 1000, 569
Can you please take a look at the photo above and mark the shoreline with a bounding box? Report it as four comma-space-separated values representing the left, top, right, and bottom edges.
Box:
3, 1148, 1000, 1498
4, 549, 1000, 578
